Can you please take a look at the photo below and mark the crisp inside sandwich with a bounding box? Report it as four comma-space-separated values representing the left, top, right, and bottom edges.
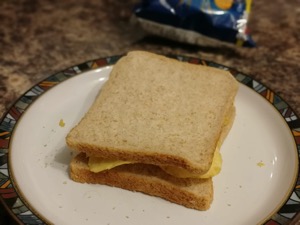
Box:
66, 51, 239, 210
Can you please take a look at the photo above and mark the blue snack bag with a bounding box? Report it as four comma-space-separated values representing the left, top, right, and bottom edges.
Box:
134, 0, 255, 47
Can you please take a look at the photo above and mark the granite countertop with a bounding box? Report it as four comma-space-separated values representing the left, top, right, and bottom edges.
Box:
0, 0, 299, 224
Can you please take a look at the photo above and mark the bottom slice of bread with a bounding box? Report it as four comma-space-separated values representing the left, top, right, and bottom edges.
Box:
70, 153, 213, 210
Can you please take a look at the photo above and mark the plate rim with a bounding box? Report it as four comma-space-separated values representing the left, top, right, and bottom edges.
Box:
0, 54, 299, 225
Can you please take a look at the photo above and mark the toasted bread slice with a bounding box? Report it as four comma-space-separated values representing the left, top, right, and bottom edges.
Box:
70, 152, 213, 210
66, 51, 239, 175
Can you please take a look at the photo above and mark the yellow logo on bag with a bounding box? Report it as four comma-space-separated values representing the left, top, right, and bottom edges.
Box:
214, 0, 233, 10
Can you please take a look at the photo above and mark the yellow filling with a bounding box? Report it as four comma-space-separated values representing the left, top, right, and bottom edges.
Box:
88, 145, 221, 179
88, 158, 132, 172
161, 145, 221, 178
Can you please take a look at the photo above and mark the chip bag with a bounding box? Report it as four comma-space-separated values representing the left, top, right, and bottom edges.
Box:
134, 0, 255, 47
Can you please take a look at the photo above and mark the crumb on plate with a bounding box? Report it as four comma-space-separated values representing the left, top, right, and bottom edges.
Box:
59, 119, 65, 127
257, 161, 265, 167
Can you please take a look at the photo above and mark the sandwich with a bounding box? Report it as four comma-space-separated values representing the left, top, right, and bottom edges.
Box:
66, 51, 239, 210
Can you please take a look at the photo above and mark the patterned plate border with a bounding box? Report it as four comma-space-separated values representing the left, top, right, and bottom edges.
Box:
0, 55, 299, 225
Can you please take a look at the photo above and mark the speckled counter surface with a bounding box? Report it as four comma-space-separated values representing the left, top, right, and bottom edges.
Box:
0, 0, 299, 224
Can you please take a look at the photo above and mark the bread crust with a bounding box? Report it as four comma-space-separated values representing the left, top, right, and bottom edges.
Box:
70, 153, 213, 210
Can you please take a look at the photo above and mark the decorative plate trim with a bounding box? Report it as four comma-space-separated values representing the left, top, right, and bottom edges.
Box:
0, 55, 299, 225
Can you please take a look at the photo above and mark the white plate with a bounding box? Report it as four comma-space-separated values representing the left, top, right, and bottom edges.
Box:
1, 56, 299, 225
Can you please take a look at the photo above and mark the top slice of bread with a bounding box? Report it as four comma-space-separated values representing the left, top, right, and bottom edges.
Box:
66, 51, 239, 174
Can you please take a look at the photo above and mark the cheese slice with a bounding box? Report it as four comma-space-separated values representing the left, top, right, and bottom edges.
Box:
88, 146, 221, 179
160, 145, 221, 178
88, 158, 132, 172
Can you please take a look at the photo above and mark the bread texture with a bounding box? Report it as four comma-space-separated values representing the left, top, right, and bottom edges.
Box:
70, 152, 213, 210
66, 51, 239, 175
